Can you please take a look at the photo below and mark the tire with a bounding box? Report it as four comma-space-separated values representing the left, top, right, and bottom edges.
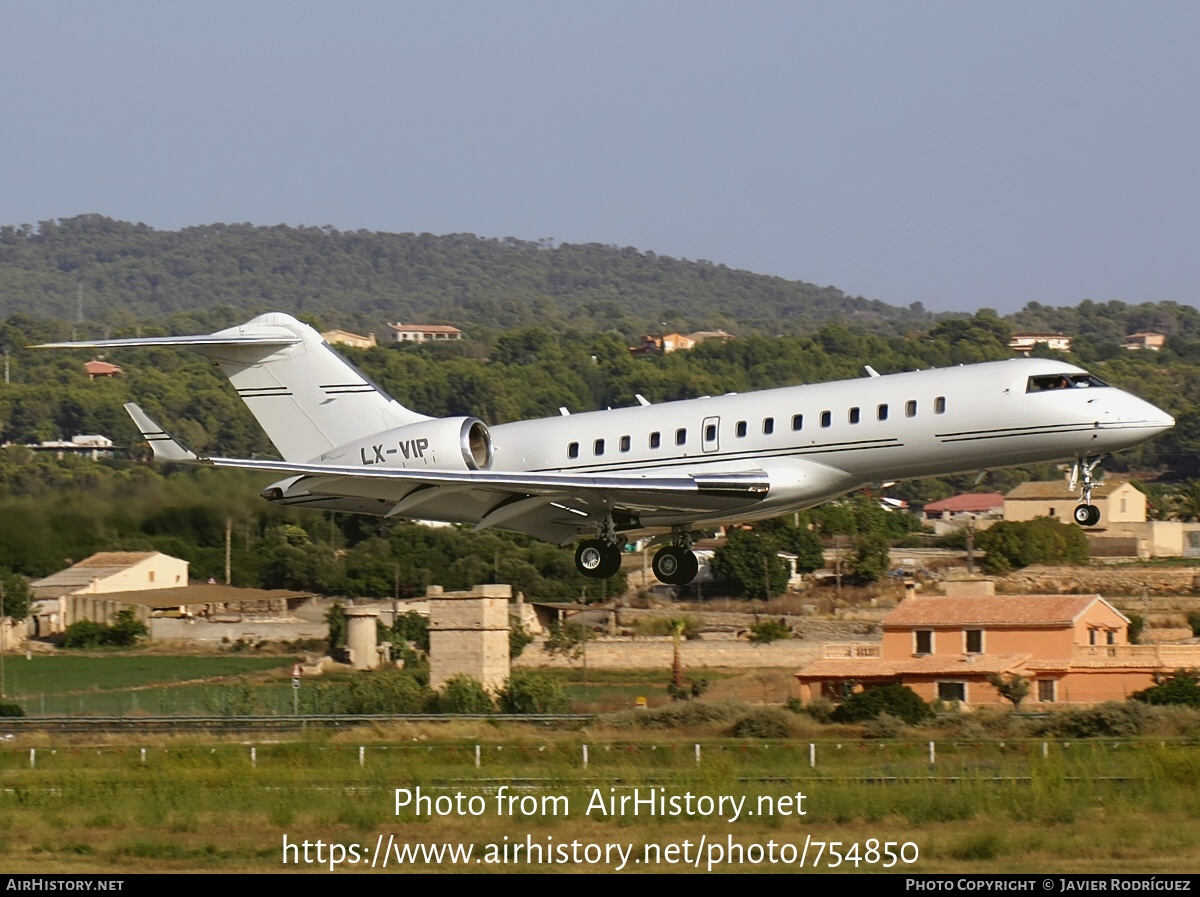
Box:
597, 543, 623, 578
653, 547, 699, 585
1086, 504, 1102, 527
1073, 504, 1093, 526
653, 546, 683, 584
677, 550, 699, 584
575, 540, 608, 578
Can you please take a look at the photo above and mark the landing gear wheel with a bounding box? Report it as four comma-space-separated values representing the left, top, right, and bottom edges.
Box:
576, 539, 621, 578
1086, 505, 1101, 526
1073, 504, 1101, 527
653, 546, 699, 585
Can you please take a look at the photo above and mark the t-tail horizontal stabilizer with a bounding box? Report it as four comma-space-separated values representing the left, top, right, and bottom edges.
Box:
123, 403, 200, 463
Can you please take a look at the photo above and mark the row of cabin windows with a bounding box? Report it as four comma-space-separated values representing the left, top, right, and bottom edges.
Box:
564, 396, 947, 458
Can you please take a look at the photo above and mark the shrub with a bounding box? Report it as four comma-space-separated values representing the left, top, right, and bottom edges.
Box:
788, 696, 836, 723
862, 712, 905, 739
1131, 669, 1200, 708
747, 618, 792, 645
831, 684, 933, 725
1033, 701, 1148, 738
730, 707, 796, 739
602, 699, 749, 731
497, 671, 569, 714
0, 701, 24, 718
508, 620, 535, 659
434, 675, 495, 714
63, 619, 109, 649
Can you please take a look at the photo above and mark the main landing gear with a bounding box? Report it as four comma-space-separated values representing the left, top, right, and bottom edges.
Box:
1071, 455, 1105, 527
575, 539, 622, 579
652, 530, 700, 586
575, 514, 623, 579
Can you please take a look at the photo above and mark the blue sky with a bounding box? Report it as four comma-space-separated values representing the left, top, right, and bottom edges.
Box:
3, 1, 1198, 313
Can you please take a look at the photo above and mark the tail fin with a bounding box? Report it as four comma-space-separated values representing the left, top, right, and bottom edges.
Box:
39, 314, 430, 461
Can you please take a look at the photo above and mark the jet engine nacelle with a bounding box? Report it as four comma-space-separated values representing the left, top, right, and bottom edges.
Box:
329, 416, 493, 471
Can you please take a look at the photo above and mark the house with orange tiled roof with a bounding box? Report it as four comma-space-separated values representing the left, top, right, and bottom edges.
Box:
84, 358, 123, 379
796, 584, 1200, 707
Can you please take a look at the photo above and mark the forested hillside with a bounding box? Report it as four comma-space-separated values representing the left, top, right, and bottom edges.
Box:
0, 215, 928, 338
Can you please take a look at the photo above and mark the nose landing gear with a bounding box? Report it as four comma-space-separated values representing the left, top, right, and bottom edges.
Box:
1071, 455, 1106, 527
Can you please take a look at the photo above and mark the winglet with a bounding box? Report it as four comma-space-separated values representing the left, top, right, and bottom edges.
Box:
123, 403, 199, 462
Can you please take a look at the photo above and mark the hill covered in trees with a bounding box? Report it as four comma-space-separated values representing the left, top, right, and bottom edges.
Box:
0, 215, 932, 339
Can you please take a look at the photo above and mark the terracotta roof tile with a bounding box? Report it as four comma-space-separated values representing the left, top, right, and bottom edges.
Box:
883, 595, 1120, 627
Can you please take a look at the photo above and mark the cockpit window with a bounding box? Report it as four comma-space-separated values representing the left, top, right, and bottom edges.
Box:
1027, 373, 1110, 393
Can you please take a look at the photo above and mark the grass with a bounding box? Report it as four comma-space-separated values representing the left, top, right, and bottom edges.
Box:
0, 729, 1198, 873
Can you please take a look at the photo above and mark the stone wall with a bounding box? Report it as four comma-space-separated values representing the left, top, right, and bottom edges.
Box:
998, 565, 1200, 595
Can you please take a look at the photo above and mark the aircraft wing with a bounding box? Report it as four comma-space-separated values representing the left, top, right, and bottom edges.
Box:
124, 404, 772, 543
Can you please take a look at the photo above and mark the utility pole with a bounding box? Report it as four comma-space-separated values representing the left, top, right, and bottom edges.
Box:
224, 517, 232, 585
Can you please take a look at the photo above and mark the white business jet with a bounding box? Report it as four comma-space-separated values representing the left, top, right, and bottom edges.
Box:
39, 313, 1174, 585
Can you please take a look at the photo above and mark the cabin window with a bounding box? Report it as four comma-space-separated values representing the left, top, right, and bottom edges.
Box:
649, 431, 661, 449
619, 435, 631, 452
848, 406, 860, 424
877, 404, 888, 421
705, 424, 717, 442
905, 400, 917, 418
675, 428, 687, 446
935, 396, 946, 414
736, 420, 747, 438
791, 414, 803, 431
1037, 680, 1056, 703
915, 630, 932, 655
567, 442, 579, 459
937, 682, 966, 703
965, 630, 983, 654
820, 410, 832, 428
593, 439, 605, 456
763, 417, 775, 435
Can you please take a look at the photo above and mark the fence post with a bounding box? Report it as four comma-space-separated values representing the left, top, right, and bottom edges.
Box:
29, 748, 34, 769
475, 745, 481, 769
809, 743, 816, 768
250, 747, 256, 768
582, 744, 588, 769
359, 746, 365, 768
928, 741, 935, 765
694, 743, 701, 766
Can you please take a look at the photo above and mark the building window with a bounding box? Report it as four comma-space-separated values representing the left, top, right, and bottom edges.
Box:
937, 681, 966, 703
820, 410, 832, 428
567, 442, 579, 459
935, 396, 946, 414
877, 404, 888, 421
1106, 630, 1116, 645
965, 630, 983, 654
148, 571, 155, 583
848, 407, 860, 424
736, 421, 747, 438
791, 414, 803, 431
619, 435, 631, 452
649, 432, 661, 449
675, 428, 687, 446
593, 439, 605, 456
763, 417, 775, 435
915, 630, 932, 655
906, 400, 917, 418
1037, 679, 1056, 703
1089, 629, 1097, 645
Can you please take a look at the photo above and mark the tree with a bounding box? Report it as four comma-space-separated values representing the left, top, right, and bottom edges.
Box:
0, 569, 30, 623
709, 528, 789, 599
508, 620, 535, 659
543, 619, 592, 661
986, 672, 1031, 708
975, 518, 1089, 573
106, 609, 148, 647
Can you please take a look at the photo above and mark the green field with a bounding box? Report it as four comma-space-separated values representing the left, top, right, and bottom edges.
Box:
0, 729, 1197, 873
0, 654, 297, 716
